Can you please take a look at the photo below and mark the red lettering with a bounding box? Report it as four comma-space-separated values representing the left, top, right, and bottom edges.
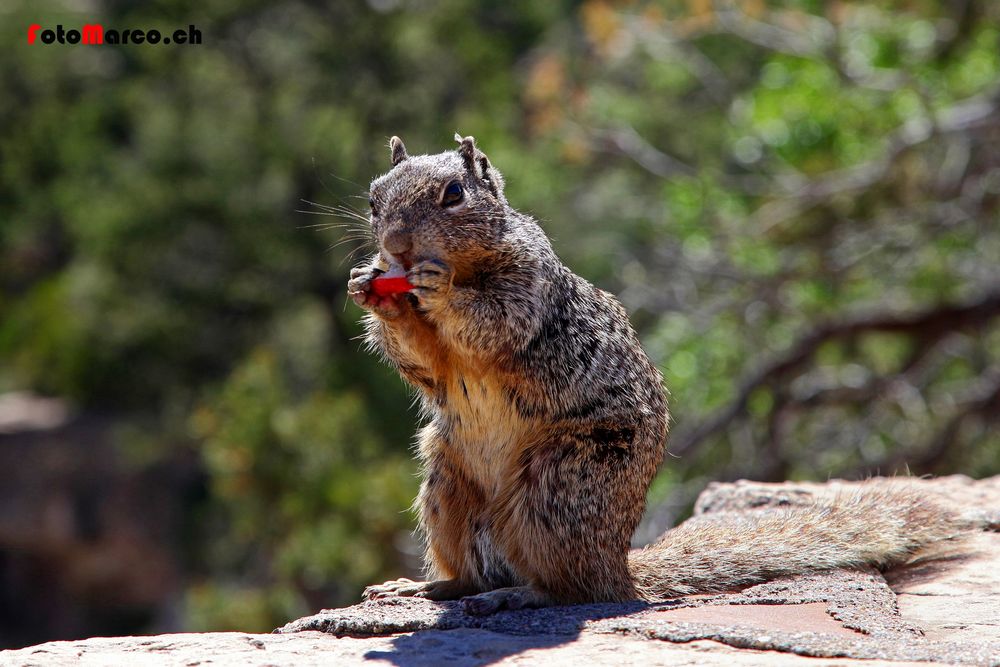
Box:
81, 24, 103, 45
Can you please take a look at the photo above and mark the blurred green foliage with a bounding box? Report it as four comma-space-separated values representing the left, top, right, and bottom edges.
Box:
1, 0, 998, 634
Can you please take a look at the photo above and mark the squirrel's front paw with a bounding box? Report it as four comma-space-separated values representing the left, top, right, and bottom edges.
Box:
348, 265, 405, 318
408, 260, 452, 310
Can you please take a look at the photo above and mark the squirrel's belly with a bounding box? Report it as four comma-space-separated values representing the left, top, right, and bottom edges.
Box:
444, 373, 534, 492
439, 374, 539, 589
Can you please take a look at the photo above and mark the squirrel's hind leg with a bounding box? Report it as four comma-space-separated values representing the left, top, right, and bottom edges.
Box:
461, 585, 552, 616
363, 577, 480, 601
489, 427, 658, 607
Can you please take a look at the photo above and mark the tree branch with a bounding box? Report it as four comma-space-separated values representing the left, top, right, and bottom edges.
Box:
751, 87, 1000, 229
668, 289, 1000, 457
901, 367, 1000, 473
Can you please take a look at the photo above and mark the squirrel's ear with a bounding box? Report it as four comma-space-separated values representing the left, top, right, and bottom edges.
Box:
455, 133, 477, 170
455, 133, 505, 199
389, 136, 408, 166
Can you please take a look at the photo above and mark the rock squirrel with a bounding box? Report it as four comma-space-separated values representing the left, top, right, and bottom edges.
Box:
347, 135, 961, 615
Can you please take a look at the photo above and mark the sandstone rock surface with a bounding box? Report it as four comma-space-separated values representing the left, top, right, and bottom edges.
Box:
3, 475, 998, 667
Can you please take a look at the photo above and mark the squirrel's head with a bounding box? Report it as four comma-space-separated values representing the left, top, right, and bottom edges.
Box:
368, 134, 512, 277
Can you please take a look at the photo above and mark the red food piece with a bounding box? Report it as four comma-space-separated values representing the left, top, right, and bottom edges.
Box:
371, 274, 414, 296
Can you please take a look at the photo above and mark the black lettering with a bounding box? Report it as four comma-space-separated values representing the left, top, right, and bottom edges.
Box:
173, 28, 186, 44
121, 29, 131, 44
131, 29, 145, 44
41, 29, 55, 44
146, 29, 160, 44
105, 29, 119, 44
66, 29, 80, 44
56, 24, 65, 43
189, 25, 201, 44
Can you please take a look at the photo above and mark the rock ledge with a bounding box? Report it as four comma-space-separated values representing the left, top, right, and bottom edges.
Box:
4, 475, 999, 666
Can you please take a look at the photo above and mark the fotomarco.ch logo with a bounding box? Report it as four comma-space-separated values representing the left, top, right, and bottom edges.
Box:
27, 23, 201, 45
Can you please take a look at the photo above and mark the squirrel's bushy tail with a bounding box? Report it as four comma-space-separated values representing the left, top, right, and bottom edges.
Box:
629, 486, 963, 601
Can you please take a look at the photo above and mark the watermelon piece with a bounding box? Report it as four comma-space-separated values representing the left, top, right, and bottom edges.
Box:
371, 265, 413, 296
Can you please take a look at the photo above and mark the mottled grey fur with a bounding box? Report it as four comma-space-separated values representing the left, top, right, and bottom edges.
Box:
347, 135, 961, 616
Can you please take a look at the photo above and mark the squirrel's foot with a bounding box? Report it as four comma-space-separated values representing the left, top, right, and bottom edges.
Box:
348, 265, 406, 318
461, 585, 551, 616
407, 260, 452, 310
362, 577, 478, 602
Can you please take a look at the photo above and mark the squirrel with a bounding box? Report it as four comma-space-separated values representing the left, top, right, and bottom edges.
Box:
346, 134, 961, 616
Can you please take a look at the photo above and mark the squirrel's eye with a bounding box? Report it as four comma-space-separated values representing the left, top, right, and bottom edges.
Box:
368, 197, 378, 217
441, 181, 464, 207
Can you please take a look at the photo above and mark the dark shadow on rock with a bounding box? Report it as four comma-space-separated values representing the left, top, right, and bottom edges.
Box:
362, 601, 660, 667
362, 628, 572, 667
279, 597, 661, 667
883, 549, 979, 589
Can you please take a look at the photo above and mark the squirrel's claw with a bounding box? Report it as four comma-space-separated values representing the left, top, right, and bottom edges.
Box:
362, 577, 415, 600
363, 577, 478, 602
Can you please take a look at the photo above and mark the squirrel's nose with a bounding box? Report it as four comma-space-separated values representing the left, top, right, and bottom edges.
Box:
382, 229, 412, 256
